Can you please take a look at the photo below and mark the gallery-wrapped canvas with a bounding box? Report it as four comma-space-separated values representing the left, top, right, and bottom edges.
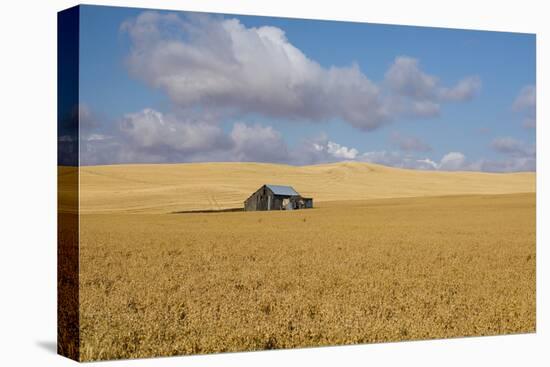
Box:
58, 4, 536, 362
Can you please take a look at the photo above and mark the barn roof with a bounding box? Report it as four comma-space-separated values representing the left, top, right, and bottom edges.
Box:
265, 184, 300, 196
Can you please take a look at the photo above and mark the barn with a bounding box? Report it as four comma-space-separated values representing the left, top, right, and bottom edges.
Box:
244, 184, 313, 211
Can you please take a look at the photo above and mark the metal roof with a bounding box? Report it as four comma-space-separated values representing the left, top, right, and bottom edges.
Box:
265, 184, 300, 196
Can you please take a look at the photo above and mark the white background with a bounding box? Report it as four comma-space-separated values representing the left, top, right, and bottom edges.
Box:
0, 0, 547, 365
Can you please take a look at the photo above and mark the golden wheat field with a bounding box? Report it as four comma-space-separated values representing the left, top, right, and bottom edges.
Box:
60, 163, 536, 361
68, 161, 535, 213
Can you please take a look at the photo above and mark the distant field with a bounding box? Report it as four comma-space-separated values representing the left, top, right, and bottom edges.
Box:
78, 193, 536, 361
59, 161, 535, 213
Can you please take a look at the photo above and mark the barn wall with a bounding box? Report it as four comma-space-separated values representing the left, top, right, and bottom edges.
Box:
262, 187, 271, 210
272, 197, 283, 210
244, 189, 261, 211
245, 186, 314, 211
245, 186, 275, 211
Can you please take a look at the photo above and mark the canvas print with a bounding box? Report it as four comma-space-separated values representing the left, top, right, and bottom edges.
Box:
58, 4, 536, 362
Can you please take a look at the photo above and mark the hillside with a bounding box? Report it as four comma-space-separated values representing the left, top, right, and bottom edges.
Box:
59, 161, 535, 213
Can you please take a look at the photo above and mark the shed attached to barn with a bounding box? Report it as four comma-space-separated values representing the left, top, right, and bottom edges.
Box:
244, 184, 313, 211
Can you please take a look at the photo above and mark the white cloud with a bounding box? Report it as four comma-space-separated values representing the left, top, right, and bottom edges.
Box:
491, 137, 528, 155
78, 12, 511, 170
358, 151, 505, 172
409, 100, 441, 118
79, 106, 535, 173
416, 158, 438, 170
121, 13, 480, 132
513, 85, 536, 111
384, 57, 481, 118
438, 152, 466, 171
119, 108, 232, 154
229, 122, 289, 163
359, 150, 437, 170
81, 108, 233, 165
513, 85, 536, 129
357, 149, 532, 173
385, 57, 439, 100
292, 134, 360, 164
325, 141, 359, 159
439, 76, 482, 102
385, 56, 481, 103
82, 108, 296, 165
359, 151, 470, 172
480, 157, 535, 172
359, 151, 469, 172
122, 12, 388, 131
484, 136, 535, 172
414, 138, 536, 173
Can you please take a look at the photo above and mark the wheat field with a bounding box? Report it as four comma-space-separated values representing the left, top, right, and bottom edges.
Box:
68, 161, 535, 213
58, 163, 536, 361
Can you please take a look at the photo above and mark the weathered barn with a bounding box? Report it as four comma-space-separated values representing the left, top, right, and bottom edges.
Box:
244, 184, 313, 211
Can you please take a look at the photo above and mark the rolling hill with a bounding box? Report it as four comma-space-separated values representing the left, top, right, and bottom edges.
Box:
59, 161, 535, 214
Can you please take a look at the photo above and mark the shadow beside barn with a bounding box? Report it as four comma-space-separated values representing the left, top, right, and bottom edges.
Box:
172, 208, 244, 214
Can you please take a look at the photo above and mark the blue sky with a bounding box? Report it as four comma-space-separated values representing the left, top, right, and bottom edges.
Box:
75, 5, 536, 171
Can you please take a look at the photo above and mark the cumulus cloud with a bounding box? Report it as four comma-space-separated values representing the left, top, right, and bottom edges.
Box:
77, 13, 508, 170
409, 100, 441, 118
416, 158, 438, 170
513, 85, 536, 129
229, 122, 290, 163
81, 108, 317, 165
390, 131, 431, 152
427, 138, 536, 173
81, 107, 368, 166
278, 133, 362, 165
357, 150, 478, 171
438, 152, 466, 171
326, 141, 359, 159
439, 76, 482, 102
119, 108, 231, 154
424, 152, 482, 172
384, 57, 481, 118
121, 12, 388, 131
121, 13, 480, 132
385, 57, 438, 100
484, 136, 535, 172
491, 137, 529, 155
385, 57, 481, 102
513, 85, 536, 111
358, 150, 439, 170
479, 157, 535, 172
79, 106, 535, 173
81, 108, 233, 164
115, 109, 304, 164
313, 140, 359, 160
